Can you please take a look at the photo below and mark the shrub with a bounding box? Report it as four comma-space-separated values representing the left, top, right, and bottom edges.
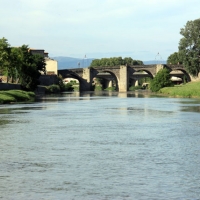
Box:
46, 84, 60, 93
63, 83, 74, 91
150, 68, 173, 92
94, 85, 103, 91
104, 87, 116, 91
129, 85, 143, 91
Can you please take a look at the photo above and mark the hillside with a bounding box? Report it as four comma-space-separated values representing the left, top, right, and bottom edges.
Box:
52, 56, 94, 69
52, 56, 166, 69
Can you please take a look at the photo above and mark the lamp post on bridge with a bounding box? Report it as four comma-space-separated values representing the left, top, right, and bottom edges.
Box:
83, 54, 87, 68
155, 52, 163, 64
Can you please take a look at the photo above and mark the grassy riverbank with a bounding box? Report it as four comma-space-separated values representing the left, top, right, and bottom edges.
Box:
159, 81, 200, 98
0, 90, 35, 104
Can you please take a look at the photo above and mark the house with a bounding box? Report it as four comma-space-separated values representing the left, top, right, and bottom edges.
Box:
29, 49, 58, 75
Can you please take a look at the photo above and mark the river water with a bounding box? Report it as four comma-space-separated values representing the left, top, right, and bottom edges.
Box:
0, 91, 200, 200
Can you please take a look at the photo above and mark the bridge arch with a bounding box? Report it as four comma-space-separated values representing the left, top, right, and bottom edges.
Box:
128, 69, 153, 87
58, 69, 85, 91
91, 69, 119, 91
165, 65, 191, 82
171, 68, 191, 82
132, 69, 154, 78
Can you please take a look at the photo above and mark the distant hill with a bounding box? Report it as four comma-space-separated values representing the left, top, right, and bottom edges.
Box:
143, 60, 166, 65
52, 56, 166, 69
52, 56, 94, 69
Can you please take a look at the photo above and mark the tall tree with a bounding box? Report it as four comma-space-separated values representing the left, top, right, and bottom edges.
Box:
178, 18, 200, 76
0, 37, 11, 81
9, 47, 23, 83
167, 52, 182, 65
18, 45, 46, 91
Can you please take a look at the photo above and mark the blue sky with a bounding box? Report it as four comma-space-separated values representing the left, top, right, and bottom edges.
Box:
1, 0, 200, 61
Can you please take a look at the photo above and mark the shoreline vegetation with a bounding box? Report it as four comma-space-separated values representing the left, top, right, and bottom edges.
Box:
0, 90, 35, 104
0, 81, 200, 104
159, 81, 200, 98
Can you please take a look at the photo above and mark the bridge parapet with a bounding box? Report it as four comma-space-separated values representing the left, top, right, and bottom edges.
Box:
166, 64, 185, 70
129, 64, 157, 76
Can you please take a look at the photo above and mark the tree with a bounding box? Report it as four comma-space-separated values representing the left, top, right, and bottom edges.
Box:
178, 18, 200, 76
150, 68, 173, 92
167, 52, 182, 65
0, 37, 11, 81
90, 57, 143, 67
0, 38, 46, 90
18, 45, 46, 91
9, 47, 23, 83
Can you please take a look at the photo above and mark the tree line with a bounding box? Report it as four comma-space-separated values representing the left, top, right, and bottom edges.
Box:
90, 57, 143, 67
0, 37, 46, 91
167, 18, 200, 76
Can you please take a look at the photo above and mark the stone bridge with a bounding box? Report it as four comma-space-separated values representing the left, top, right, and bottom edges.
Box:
58, 64, 190, 92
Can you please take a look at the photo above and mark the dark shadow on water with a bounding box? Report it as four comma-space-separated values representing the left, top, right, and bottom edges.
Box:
0, 107, 45, 115
180, 106, 200, 113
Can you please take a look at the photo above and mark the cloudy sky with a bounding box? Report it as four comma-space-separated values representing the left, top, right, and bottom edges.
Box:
1, 0, 200, 61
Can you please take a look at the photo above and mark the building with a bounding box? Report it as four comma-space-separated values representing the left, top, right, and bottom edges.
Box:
29, 49, 57, 75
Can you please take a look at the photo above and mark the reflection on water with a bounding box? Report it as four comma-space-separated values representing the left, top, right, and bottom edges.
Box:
0, 119, 10, 126
181, 105, 200, 113
36, 90, 156, 103
0, 91, 200, 200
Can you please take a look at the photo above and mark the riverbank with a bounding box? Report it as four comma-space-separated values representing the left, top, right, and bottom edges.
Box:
1, 81, 200, 104
159, 81, 200, 98
0, 90, 35, 104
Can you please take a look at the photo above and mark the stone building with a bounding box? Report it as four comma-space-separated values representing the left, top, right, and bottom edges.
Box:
29, 49, 58, 75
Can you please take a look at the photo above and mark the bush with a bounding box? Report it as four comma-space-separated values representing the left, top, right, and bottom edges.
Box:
93, 85, 103, 91
45, 84, 61, 93
63, 83, 74, 91
104, 87, 116, 91
129, 85, 143, 91
150, 68, 173, 92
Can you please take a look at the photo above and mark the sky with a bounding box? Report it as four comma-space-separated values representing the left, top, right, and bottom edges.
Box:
1, 0, 200, 61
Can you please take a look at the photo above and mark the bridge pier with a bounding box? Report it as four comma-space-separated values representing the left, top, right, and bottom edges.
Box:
134, 80, 139, 86
118, 65, 128, 92
80, 68, 92, 91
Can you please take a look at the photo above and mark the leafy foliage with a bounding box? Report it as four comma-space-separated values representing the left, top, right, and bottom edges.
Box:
18, 45, 44, 91
45, 84, 60, 93
90, 57, 143, 67
129, 85, 143, 91
0, 37, 11, 79
150, 68, 173, 92
0, 38, 46, 91
178, 18, 200, 76
167, 52, 182, 65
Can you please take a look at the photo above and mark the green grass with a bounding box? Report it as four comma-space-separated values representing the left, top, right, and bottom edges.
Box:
0, 90, 35, 104
159, 81, 200, 98
129, 85, 143, 91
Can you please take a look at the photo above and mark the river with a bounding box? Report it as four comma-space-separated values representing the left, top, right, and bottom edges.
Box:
0, 91, 200, 200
